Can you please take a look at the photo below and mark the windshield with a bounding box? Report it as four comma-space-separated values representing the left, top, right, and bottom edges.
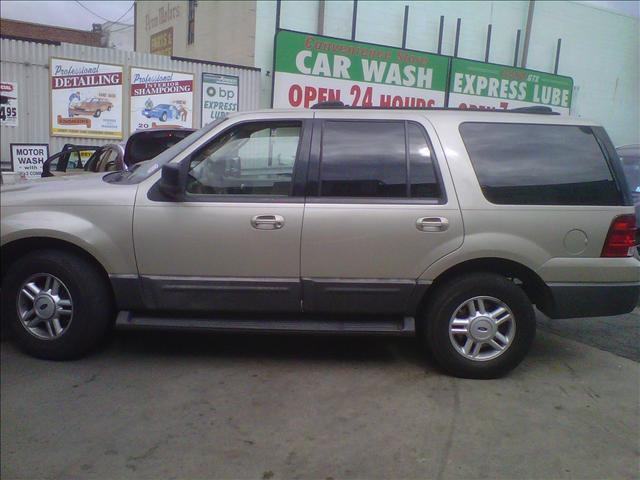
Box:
106, 118, 227, 184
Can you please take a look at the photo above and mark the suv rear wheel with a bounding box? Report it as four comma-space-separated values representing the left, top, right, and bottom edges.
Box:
1, 250, 114, 360
423, 273, 536, 379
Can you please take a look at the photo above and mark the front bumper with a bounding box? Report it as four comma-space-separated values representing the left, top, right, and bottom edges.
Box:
544, 282, 640, 319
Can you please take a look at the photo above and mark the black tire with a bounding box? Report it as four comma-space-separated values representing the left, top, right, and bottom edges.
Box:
1, 250, 114, 360
422, 273, 535, 379
160, 112, 167, 122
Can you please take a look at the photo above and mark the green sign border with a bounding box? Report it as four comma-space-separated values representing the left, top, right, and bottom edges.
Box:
272, 28, 574, 110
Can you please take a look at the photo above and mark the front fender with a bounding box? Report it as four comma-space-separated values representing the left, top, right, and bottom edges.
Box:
1, 207, 137, 275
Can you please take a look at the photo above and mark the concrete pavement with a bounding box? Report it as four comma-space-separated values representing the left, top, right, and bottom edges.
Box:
1, 329, 639, 480
537, 308, 640, 361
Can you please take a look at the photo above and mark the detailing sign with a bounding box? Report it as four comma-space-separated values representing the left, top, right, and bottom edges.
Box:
50, 58, 123, 139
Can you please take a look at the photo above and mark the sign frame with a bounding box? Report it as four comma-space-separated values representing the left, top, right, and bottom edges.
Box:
129, 65, 195, 133
272, 28, 451, 109
10, 143, 49, 178
49, 56, 124, 140
447, 56, 574, 113
271, 28, 574, 113
201, 72, 240, 126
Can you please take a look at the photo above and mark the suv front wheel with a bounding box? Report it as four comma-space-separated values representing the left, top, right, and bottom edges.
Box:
1, 250, 114, 360
423, 273, 536, 379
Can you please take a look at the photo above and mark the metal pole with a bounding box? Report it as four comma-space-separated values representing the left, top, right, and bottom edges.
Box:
453, 18, 461, 57
484, 24, 492, 63
317, 0, 325, 35
437, 15, 444, 54
554, 38, 562, 74
351, 0, 358, 40
402, 5, 409, 49
513, 29, 521, 67
270, 0, 282, 108
521, 0, 535, 68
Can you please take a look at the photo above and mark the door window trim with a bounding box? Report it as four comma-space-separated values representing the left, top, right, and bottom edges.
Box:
148, 118, 312, 204
305, 118, 448, 205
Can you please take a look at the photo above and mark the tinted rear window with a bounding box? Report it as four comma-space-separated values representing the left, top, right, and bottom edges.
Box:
319, 120, 443, 199
459, 123, 623, 205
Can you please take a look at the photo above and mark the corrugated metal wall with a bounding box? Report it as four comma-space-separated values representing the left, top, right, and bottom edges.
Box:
0, 38, 261, 167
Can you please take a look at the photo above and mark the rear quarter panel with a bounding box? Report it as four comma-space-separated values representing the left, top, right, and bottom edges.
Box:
420, 113, 639, 283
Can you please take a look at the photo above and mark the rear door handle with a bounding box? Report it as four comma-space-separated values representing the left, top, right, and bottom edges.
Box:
416, 216, 449, 232
251, 214, 285, 230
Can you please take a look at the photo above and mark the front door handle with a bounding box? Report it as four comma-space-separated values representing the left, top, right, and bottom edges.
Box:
416, 216, 449, 232
251, 214, 285, 230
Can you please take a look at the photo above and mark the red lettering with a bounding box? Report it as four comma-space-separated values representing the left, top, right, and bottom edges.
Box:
304, 86, 317, 108
289, 85, 302, 107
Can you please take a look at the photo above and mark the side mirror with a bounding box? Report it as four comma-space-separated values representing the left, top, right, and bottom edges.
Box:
159, 163, 186, 201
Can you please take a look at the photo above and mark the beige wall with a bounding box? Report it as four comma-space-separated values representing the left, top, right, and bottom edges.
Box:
135, 0, 256, 66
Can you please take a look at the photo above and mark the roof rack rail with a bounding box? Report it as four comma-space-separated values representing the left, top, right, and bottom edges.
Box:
310, 101, 560, 115
311, 101, 346, 109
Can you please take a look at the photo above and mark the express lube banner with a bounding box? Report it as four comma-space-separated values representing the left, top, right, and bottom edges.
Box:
130, 67, 194, 133
273, 30, 450, 109
448, 58, 573, 114
50, 58, 123, 139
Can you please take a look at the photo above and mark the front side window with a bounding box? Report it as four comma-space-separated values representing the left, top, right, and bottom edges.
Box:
319, 120, 442, 199
460, 123, 623, 205
186, 121, 301, 196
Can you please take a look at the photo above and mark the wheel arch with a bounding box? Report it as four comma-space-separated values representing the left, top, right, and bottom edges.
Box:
422, 257, 553, 316
1, 237, 112, 291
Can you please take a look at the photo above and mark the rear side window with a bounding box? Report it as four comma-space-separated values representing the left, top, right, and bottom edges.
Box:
319, 121, 442, 199
459, 123, 623, 205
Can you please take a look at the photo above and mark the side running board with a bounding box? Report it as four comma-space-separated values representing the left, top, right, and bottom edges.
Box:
115, 311, 416, 335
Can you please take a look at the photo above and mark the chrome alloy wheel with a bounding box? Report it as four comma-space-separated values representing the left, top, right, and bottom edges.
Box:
17, 273, 73, 340
448, 296, 516, 361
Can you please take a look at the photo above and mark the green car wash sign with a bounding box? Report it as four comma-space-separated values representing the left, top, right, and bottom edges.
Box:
448, 58, 573, 114
273, 30, 450, 108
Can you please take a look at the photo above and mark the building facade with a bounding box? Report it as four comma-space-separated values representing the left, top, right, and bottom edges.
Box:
135, 1, 256, 64
133, 0, 639, 146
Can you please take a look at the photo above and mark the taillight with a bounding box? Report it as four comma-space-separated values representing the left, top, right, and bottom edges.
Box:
601, 214, 638, 257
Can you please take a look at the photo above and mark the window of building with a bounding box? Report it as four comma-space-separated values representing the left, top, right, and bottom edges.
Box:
187, 0, 196, 45
319, 120, 442, 199
459, 123, 623, 206
186, 121, 301, 196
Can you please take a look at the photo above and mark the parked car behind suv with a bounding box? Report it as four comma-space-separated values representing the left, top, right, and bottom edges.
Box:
41, 128, 194, 177
1, 107, 638, 378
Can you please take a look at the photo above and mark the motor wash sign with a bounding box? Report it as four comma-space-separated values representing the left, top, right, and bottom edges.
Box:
50, 58, 123, 139
10, 143, 49, 178
448, 58, 573, 114
130, 67, 194, 133
273, 30, 450, 109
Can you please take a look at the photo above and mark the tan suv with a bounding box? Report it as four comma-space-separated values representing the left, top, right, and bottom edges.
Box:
1, 106, 638, 378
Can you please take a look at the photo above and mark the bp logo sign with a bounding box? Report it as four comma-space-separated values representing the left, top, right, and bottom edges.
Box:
201, 73, 239, 126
